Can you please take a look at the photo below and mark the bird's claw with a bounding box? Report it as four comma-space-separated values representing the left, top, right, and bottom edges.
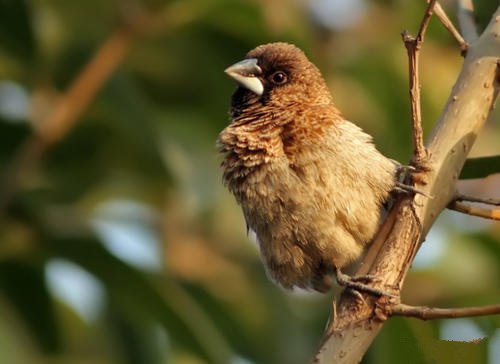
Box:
394, 163, 415, 182
344, 273, 380, 284
394, 162, 431, 197
394, 181, 432, 198
395, 163, 416, 175
335, 268, 398, 299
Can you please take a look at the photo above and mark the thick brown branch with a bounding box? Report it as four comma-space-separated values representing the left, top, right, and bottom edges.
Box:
448, 201, 500, 221
389, 303, 500, 320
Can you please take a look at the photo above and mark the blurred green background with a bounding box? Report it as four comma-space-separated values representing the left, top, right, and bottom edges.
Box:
0, 0, 499, 363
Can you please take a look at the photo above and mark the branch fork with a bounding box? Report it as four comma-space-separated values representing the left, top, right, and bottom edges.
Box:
314, 3, 500, 363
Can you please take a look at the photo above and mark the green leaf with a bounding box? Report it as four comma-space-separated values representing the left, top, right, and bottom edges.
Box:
45, 236, 233, 364
409, 319, 488, 364
0, 122, 31, 167
427, 336, 488, 364
475, 0, 500, 31
0, 0, 35, 60
0, 260, 61, 353
460, 156, 500, 179
465, 232, 500, 278
107, 309, 165, 364
368, 317, 427, 364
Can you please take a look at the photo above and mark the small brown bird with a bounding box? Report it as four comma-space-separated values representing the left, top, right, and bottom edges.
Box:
218, 43, 397, 292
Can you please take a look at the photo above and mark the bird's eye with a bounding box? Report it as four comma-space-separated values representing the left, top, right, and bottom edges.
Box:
270, 71, 287, 84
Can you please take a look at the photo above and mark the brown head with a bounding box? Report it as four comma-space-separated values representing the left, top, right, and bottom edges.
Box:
225, 42, 334, 122
219, 43, 343, 192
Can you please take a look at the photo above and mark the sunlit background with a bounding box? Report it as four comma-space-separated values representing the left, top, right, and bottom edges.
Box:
0, 0, 499, 363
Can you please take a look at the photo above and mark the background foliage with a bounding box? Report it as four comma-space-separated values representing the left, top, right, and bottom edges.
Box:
0, 0, 498, 363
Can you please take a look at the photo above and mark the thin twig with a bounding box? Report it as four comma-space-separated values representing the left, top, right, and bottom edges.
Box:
401, 36, 426, 166
402, 0, 438, 169
429, 1, 468, 54
448, 201, 500, 220
457, 0, 479, 43
455, 194, 500, 206
417, 0, 438, 41
389, 303, 500, 320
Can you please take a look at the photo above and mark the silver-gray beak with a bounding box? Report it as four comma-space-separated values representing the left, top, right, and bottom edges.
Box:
224, 58, 264, 96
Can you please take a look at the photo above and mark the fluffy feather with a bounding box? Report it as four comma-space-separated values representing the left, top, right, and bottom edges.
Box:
218, 43, 396, 292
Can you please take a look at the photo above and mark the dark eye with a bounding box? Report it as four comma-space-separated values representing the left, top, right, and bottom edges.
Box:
270, 71, 287, 84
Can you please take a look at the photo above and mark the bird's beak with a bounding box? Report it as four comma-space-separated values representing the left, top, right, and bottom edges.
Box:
225, 58, 264, 96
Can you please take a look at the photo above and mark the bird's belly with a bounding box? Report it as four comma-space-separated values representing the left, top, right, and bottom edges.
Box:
238, 165, 376, 290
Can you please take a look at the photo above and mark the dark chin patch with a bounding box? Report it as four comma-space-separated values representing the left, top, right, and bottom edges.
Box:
230, 87, 260, 115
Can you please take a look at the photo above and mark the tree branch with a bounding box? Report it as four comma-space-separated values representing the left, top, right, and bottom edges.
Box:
448, 201, 500, 220
389, 303, 500, 320
314, 6, 500, 363
457, 0, 479, 43
402, 0, 438, 169
430, 1, 468, 53
455, 194, 500, 205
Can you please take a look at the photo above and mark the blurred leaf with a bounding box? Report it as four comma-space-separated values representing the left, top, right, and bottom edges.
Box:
427, 337, 488, 364
0, 260, 61, 353
409, 319, 487, 364
204, 0, 269, 43
97, 74, 170, 181
460, 156, 500, 179
372, 318, 488, 363
0, 0, 35, 60
342, 55, 412, 160
465, 232, 500, 276
108, 309, 164, 364
368, 317, 427, 363
180, 283, 271, 363
45, 236, 232, 364
51, 41, 97, 90
42, 75, 170, 201
0, 122, 31, 167
475, 0, 500, 31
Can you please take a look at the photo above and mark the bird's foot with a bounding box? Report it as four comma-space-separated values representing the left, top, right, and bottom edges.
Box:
394, 164, 432, 198
394, 181, 432, 198
335, 268, 398, 299
395, 163, 416, 180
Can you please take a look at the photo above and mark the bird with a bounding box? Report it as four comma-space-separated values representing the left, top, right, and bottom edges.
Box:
218, 42, 398, 293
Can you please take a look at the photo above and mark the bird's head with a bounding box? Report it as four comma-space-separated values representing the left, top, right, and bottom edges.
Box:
225, 43, 333, 118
